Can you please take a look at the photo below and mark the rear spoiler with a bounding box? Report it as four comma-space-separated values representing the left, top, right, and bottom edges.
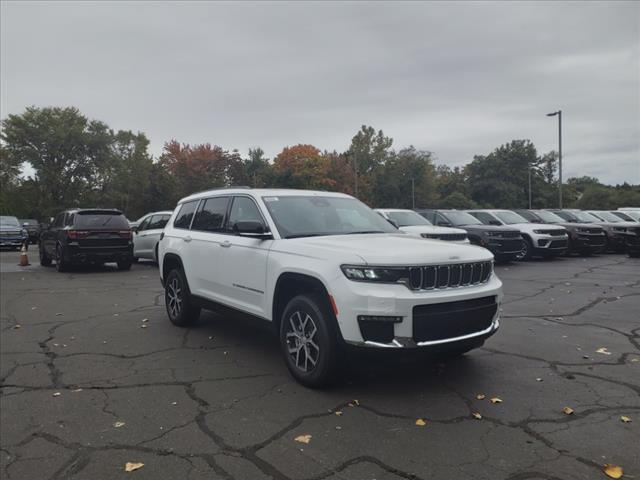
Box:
76, 209, 123, 215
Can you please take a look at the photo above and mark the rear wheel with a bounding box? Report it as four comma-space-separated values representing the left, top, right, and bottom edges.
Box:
279, 293, 339, 388
39, 244, 52, 266
164, 268, 200, 326
55, 245, 68, 272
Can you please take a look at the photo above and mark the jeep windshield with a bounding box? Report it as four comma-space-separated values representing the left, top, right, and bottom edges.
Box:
442, 211, 483, 226
387, 210, 433, 227
534, 211, 565, 223
0, 216, 20, 227
263, 196, 397, 239
495, 211, 529, 224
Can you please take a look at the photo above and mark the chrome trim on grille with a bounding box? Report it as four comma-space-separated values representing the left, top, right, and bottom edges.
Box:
404, 261, 493, 291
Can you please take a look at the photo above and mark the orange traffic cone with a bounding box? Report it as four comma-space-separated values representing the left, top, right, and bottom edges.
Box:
19, 244, 30, 266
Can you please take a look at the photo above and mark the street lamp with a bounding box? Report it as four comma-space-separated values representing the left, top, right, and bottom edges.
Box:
528, 165, 532, 209
546, 110, 563, 208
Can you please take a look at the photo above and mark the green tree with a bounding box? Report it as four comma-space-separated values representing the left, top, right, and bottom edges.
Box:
438, 192, 478, 209
1, 106, 112, 217
347, 126, 393, 202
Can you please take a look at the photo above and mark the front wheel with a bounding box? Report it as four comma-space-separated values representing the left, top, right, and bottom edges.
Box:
516, 237, 533, 261
279, 294, 339, 388
39, 244, 52, 266
164, 269, 200, 326
629, 251, 640, 258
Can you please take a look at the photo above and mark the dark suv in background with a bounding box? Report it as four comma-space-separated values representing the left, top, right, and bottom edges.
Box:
19, 219, 41, 244
416, 209, 524, 262
548, 209, 626, 253
514, 210, 606, 256
39, 209, 134, 272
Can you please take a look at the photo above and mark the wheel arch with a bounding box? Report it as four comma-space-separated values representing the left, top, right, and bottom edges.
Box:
162, 253, 184, 282
272, 272, 341, 339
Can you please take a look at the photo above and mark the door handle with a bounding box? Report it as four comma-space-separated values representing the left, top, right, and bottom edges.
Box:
183, 236, 192, 243
220, 241, 231, 248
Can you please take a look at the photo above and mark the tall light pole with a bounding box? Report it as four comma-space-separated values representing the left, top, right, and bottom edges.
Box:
546, 110, 562, 208
528, 165, 532, 209
411, 177, 415, 209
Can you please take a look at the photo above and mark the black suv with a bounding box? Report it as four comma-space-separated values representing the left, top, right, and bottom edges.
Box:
39, 209, 134, 272
19, 219, 40, 244
514, 210, 606, 255
416, 209, 524, 262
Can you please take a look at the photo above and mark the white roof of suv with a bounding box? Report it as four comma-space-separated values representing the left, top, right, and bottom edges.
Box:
179, 188, 350, 204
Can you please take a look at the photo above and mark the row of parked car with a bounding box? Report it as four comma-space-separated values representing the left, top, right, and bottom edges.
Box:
376, 207, 640, 260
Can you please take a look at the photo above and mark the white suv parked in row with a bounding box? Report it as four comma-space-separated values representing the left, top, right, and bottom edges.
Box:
375, 209, 469, 243
467, 210, 568, 260
159, 188, 502, 387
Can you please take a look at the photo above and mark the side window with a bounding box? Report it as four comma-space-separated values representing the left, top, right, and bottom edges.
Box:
138, 216, 151, 231
192, 197, 229, 232
53, 213, 64, 228
174, 201, 199, 229
227, 197, 264, 231
65, 214, 74, 227
435, 213, 447, 224
148, 215, 170, 230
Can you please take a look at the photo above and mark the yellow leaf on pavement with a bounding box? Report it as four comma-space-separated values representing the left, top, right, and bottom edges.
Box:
125, 462, 144, 472
476, 394, 485, 400
490, 397, 502, 404
294, 434, 312, 444
563, 406, 574, 415
596, 347, 612, 355
114, 421, 126, 428
603, 464, 623, 479
415, 418, 427, 426
620, 415, 631, 423
472, 412, 482, 420
334, 411, 342, 416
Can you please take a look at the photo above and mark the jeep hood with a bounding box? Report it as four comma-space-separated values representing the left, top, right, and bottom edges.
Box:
286, 233, 492, 265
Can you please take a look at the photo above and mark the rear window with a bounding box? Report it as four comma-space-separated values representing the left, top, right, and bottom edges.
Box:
75, 212, 129, 229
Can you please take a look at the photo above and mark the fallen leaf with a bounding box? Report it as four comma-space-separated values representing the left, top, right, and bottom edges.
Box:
31, 306, 37, 310
171, 401, 177, 406
141, 318, 148, 323
335, 426, 342, 430
596, 347, 612, 355
114, 421, 126, 428
620, 415, 631, 423
113, 313, 119, 317
536, 378, 543, 382
13, 324, 21, 329
55, 312, 63, 316
603, 464, 623, 479
472, 412, 482, 419
415, 418, 427, 426
334, 411, 343, 416
476, 394, 486, 400
563, 406, 574, 415
490, 397, 502, 404
52, 392, 61, 397
140, 325, 147, 329
352, 399, 360, 406
71, 388, 83, 392
124, 462, 144, 473
294, 434, 312, 444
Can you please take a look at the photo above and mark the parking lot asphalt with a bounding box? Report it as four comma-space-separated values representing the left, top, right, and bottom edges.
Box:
1, 250, 638, 480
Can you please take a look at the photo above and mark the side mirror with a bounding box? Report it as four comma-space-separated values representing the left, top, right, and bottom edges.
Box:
234, 221, 272, 239
437, 221, 452, 227
387, 218, 399, 228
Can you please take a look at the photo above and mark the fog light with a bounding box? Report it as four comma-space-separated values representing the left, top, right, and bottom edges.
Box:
357, 315, 403, 323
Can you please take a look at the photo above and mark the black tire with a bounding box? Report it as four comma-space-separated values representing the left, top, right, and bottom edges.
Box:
517, 237, 533, 261
132, 256, 139, 263
117, 259, 132, 271
279, 293, 339, 388
39, 244, 52, 266
629, 251, 640, 258
55, 245, 68, 272
164, 268, 200, 326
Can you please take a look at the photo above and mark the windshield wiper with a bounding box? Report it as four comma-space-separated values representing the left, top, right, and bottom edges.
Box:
342, 230, 385, 235
102, 217, 113, 227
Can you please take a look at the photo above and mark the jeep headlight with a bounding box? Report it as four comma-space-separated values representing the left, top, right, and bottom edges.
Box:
341, 265, 408, 283
533, 229, 545, 234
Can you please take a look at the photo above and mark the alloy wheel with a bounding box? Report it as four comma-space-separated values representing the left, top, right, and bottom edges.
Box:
167, 277, 183, 319
285, 311, 320, 372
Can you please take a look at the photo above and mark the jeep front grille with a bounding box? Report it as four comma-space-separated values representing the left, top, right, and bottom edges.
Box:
407, 261, 492, 290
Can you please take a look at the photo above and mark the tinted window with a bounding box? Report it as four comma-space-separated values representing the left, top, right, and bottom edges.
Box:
228, 197, 263, 230
138, 216, 152, 231
65, 214, 75, 227
192, 197, 229, 232
174, 201, 199, 229
148, 214, 170, 230
440, 211, 483, 226
53, 213, 65, 228
471, 212, 499, 225
387, 211, 432, 227
75, 213, 129, 229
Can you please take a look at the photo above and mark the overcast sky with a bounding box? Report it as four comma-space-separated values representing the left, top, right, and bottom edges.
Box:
1, 1, 638, 184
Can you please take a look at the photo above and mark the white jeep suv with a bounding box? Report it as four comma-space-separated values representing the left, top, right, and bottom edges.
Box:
375, 209, 469, 243
466, 209, 568, 260
159, 188, 502, 387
